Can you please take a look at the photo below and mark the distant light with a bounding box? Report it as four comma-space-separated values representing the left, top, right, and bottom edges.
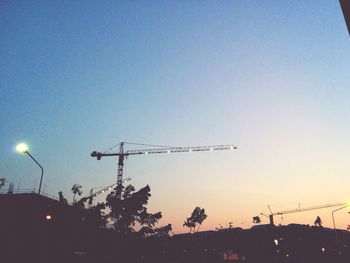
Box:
167, 150, 170, 153
16, 143, 28, 153
230, 146, 234, 150
189, 149, 192, 152
46, 214, 52, 220
274, 239, 278, 246
145, 152, 148, 155
210, 147, 213, 151
101, 190, 105, 193
322, 247, 326, 253
286, 254, 289, 258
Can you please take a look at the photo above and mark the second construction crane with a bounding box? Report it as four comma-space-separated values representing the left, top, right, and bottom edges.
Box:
91, 142, 237, 186
261, 202, 347, 225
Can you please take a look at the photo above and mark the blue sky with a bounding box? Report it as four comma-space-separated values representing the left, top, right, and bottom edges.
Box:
1, 1, 350, 232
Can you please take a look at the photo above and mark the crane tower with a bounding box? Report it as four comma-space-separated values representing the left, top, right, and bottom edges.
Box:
91, 142, 237, 186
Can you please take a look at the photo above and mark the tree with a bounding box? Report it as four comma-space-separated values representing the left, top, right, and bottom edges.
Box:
183, 207, 207, 233
252, 216, 261, 224
58, 191, 68, 205
85, 202, 106, 229
71, 184, 82, 204
105, 184, 171, 238
314, 216, 322, 227
152, 224, 173, 237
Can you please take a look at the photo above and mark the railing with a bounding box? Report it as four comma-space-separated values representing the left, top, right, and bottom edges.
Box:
0, 188, 58, 200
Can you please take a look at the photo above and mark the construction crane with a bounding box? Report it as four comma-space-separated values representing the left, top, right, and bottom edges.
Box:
91, 142, 237, 186
261, 202, 347, 225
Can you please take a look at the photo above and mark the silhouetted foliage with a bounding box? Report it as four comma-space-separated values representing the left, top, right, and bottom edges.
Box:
58, 191, 68, 205
314, 216, 322, 227
74, 196, 89, 208
183, 206, 207, 233
215, 224, 224, 231
71, 184, 82, 204
85, 202, 106, 228
139, 223, 173, 238
106, 184, 171, 237
154, 223, 173, 237
252, 216, 261, 224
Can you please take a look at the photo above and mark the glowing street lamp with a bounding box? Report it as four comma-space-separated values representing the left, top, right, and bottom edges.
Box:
16, 143, 44, 195
16, 143, 28, 153
45, 214, 52, 220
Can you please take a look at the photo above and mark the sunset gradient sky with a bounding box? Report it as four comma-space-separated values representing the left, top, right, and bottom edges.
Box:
1, 1, 350, 233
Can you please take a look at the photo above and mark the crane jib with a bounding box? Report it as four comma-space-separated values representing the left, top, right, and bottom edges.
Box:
90, 143, 237, 191
91, 145, 237, 158
126, 145, 237, 155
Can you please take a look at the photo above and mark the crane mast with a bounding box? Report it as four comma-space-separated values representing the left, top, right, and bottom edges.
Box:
91, 142, 237, 186
117, 142, 125, 186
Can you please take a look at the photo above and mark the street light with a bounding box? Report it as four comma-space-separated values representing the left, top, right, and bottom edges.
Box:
332, 203, 350, 247
16, 143, 44, 195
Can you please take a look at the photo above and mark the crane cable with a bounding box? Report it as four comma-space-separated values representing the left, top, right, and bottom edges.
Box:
103, 142, 173, 153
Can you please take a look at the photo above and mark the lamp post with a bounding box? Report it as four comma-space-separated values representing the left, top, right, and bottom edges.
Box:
332, 205, 348, 247
16, 143, 44, 195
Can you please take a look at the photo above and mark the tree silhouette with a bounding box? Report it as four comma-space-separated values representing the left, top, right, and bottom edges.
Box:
314, 216, 322, 227
106, 184, 171, 237
58, 191, 68, 205
85, 202, 106, 229
183, 207, 207, 233
71, 184, 82, 204
253, 216, 261, 224
152, 224, 173, 237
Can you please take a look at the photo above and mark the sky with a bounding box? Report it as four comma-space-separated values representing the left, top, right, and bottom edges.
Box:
1, 0, 350, 233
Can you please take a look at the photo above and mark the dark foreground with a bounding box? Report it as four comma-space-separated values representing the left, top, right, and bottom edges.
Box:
1, 193, 350, 263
